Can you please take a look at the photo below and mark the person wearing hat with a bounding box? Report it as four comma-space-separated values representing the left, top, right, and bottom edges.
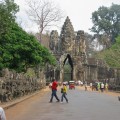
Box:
61, 83, 68, 103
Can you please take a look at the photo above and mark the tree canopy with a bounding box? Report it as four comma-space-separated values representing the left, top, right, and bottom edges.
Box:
96, 35, 120, 68
0, 0, 56, 72
0, 0, 19, 36
0, 22, 56, 72
91, 4, 120, 44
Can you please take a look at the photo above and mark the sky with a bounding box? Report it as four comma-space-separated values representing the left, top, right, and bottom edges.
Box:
14, 0, 120, 34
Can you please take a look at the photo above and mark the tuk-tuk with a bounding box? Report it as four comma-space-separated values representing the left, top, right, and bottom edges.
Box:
69, 81, 75, 89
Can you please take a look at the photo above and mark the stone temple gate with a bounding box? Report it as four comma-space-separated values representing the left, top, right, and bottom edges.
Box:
48, 16, 120, 85
49, 16, 87, 82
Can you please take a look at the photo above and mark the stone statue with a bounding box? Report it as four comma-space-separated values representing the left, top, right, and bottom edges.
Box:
79, 31, 86, 53
49, 30, 59, 53
60, 16, 75, 53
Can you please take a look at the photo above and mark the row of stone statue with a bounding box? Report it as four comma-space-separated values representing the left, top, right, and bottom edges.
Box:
0, 68, 46, 103
0, 78, 45, 103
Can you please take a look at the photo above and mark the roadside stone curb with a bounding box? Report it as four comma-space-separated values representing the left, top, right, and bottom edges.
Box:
1, 87, 50, 110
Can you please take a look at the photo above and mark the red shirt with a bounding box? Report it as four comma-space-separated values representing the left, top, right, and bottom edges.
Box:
51, 81, 58, 90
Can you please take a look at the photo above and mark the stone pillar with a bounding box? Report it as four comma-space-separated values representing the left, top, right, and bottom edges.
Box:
73, 65, 77, 81
59, 57, 64, 82
59, 54, 66, 82
60, 68, 64, 82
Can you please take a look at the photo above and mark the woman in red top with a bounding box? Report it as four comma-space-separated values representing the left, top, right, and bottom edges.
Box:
49, 79, 60, 103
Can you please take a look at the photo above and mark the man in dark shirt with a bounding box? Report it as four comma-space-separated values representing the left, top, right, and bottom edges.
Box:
49, 79, 60, 103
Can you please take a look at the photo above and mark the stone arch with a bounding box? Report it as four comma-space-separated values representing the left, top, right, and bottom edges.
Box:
59, 53, 74, 82
63, 54, 73, 80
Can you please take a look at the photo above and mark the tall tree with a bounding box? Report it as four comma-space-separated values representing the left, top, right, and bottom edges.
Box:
0, 0, 19, 36
0, 22, 56, 72
96, 35, 120, 68
91, 4, 120, 44
26, 0, 63, 43
0, 0, 56, 72
84, 33, 95, 57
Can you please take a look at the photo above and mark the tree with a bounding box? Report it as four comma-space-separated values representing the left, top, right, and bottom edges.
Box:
0, 22, 56, 72
92, 33, 111, 50
84, 32, 96, 57
96, 35, 120, 68
0, 0, 56, 73
26, 0, 63, 43
0, 0, 19, 35
91, 3, 120, 44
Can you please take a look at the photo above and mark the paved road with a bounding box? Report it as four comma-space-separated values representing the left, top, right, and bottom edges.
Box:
5, 87, 120, 120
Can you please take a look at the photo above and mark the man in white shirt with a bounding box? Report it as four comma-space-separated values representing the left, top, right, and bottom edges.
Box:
0, 107, 6, 120
101, 83, 104, 92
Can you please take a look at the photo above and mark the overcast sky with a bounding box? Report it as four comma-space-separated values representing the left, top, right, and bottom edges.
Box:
14, 0, 120, 34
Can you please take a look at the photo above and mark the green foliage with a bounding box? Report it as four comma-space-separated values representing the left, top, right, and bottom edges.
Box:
96, 35, 120, 68
64, 63, 71, 73
91, 4, 120, 43
64, 64, 71, 81
0, 23, 56, 72
0, 0, 56, 72
39, 46, 56, 66
25, 68, 36, 78
0, 0, 19, 35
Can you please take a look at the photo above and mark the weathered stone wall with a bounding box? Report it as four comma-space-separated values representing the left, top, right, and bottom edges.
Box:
0, 68, 46, 103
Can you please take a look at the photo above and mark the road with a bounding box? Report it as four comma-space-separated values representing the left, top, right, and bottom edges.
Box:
5, 86, 120, 120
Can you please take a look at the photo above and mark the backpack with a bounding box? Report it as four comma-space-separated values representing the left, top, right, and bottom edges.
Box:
61, 88, 63, 93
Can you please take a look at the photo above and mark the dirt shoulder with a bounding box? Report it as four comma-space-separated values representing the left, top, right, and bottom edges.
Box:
1, 86, 51, 109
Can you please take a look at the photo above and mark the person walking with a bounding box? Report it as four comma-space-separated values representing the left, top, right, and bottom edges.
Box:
105, 83, 108, 92
101, 82, 105, 92
49, 79, 60, 103
90, 82, 93, 91
97, 82, 100, 92
0, 107, 6, 120
61, 83, 68, 103
84, 81, 87, 91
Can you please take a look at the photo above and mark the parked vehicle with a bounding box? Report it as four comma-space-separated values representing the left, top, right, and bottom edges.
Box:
68, 81, 75, 89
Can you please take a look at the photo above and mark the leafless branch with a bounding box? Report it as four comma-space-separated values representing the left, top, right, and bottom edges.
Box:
25, 0, 64, 42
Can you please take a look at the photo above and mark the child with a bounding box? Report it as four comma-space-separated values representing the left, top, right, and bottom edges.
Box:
61, 83, 68, 103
